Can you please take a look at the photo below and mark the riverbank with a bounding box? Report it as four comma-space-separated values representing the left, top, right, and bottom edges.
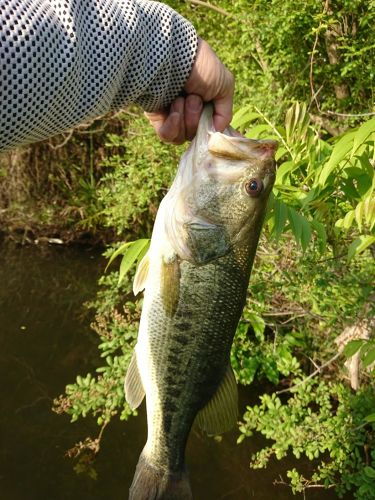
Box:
0, 217, 114, 247
0, 111, 137, 248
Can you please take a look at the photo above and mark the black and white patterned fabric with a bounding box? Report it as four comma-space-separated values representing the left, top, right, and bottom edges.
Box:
0, 0, 197, 151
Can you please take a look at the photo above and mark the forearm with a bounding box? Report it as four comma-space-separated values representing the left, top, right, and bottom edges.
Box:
0, 0, 197, 152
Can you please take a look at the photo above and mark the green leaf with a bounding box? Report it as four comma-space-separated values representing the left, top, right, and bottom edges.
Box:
300, 187, 317, 209
241, 357, 259, 384
363, 466, 375, 479
285, 102, 309, 146
318, 131, 356, 187
340, 178, 360, 199
335, 210, 355, 230
117, 239, 150, 284
248, 312, 266, 341
311, 219, 327, 253
355, 201, 365, 232
245, 124, 274, 139
288, 207, 302, 243
288, 207, 311, 250
285, 104, 295, 144
363, 197, 375, 229
364, 413, 375, 423
347, 235, 375, 261
263, 359, 279, 384
275, 147, 288, 161
105, 241, 133, 271
351, 117, 375, 158
275, 161, 297, 183
343, 339, 365, 358
362, 346, 375, 368
300, 217, 312, 252
231, 108, 260, 129
135, 240, 151, 268
272, 198, 288, 240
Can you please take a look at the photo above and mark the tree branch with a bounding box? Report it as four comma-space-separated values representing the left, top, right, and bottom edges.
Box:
186, 0, 231, 17
276, 352, 341, 395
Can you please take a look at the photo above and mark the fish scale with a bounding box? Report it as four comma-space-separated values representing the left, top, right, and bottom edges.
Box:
144, 252, 248, 469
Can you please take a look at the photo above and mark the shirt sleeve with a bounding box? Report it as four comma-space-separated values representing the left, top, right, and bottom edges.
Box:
0, 0, 197, 152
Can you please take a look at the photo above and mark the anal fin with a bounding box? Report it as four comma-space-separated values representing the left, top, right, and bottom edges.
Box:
124, 351, 145, 410
195, 364, 238, 435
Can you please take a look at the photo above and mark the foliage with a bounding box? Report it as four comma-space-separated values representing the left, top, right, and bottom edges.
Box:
231, 243, 374, 386
231, 240, 374, 497
95, 113, 182, 236
0, 118, 116, 235
105, 238, 150, 284
167, 0, 375, 124
344, 338, 375, 373
53, 270, 140, 426
227, 100, 374, 497
238, 381, 375, 499
232, 103, 375, 259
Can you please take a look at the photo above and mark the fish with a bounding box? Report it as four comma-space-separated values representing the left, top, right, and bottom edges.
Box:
125, 104, 277, 499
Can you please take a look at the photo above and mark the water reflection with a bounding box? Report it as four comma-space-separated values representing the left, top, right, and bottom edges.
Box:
0, 243, 342, 499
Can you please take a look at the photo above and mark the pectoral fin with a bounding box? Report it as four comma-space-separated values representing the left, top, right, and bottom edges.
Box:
160, 257, 180, 317
124, 351, 145, 410
186, 219, 231, 265
133, 253, 150, 296
195, 364, 238, 435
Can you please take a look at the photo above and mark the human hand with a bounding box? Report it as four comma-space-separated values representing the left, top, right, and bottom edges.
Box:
145, 38, 234, 144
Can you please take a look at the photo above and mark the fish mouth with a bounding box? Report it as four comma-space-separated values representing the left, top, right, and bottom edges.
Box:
256, 159, 276, 191
255, 158, 277, 183
265, 159, 277, 178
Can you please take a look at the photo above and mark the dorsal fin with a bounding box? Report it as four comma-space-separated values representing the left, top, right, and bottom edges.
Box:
195, 364, 238, 435
124, 351, 145, 410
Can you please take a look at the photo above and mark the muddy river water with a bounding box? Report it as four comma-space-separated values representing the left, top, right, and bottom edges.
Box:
0, 243, 343, 499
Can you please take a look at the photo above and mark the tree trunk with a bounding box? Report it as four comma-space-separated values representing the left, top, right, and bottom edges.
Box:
324, 20, 350, 101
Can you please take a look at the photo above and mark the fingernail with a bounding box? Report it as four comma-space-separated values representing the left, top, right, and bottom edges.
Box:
188, 95, 203, 113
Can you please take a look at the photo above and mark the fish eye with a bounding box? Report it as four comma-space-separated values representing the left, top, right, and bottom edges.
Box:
245, 178, 264, 197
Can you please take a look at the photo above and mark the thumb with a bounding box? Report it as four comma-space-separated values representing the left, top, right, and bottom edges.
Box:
212, 69, 234, 131
184, 38, 234, 132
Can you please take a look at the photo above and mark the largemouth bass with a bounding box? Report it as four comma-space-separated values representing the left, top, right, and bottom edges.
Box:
126, 105, 277, 499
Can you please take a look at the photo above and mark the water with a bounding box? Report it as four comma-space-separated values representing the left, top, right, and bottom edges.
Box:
0, 243, 342, 499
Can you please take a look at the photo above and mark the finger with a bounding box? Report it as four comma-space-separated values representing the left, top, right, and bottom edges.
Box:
184, 39, 235, 133
213, 71, 234, 132
145, 98, 186, 143
184, 94, 203, 141
213, 97, 233, 132
167, 97, 186, 144
158, 112, 181, 143
145, 110, 169, 139
145, 107, 183, 144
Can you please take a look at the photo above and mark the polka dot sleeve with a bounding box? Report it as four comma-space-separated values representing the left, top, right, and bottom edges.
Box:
0, 0, 198, 152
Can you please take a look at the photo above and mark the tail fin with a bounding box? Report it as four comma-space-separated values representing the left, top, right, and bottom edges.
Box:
129, 452, 192, 500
